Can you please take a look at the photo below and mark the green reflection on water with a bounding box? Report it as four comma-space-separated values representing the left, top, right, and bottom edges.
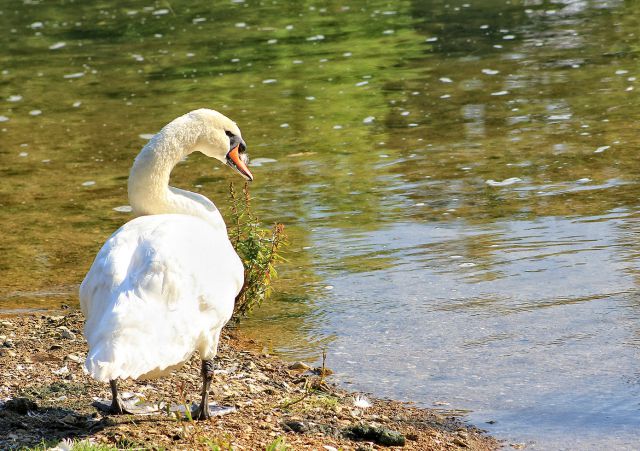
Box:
1, 0, 640, 351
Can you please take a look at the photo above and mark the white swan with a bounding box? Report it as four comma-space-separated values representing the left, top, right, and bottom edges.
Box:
79, 109, 253, 419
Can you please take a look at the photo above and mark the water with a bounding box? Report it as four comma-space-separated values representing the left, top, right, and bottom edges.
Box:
1, 0, 640, 448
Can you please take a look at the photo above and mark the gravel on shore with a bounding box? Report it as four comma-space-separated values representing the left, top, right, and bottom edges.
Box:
0, 311, 499, 450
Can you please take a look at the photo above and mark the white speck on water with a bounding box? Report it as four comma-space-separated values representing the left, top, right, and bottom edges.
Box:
382, 29, 395, 35
324, 285, 334, 290
113, 205, 133, 213
449, 255, 463, 259
262, 79, 277, 84
29, 109, 42, 116
548, 113, 572, 120
81, 181, 96, 187
7, 95, 22, 102
186, 53, 195, 58
72, 101, 82, 107
482, 68, 499, 75
306, 34, 324, 41
231, 58, 240, 63
439, 77, 453, 83
49, 42, 66, 50
615, 69, 628, 75
302, 246, 312, 250
415, 202, 425, 206
486, 177, 522, 186
305, 96, 315, 101
408, 123, 418, 127
42, 159, 51, 163
139, 133, 154, 140
503, 35, 515, 40
154, 33, 162, 38
333, 125, 343, 130
19, 152, 28, 157
132, 54, 144, 62
576, 178, 591, 184
494, 44, 503, 49
0, 116, 8, 122
280, 123, 289, 128
250, 157, 278, 167
30, 22, 44, 29
192, 17, 206, 24
292, 59, 303, 64
628, 77, 636, 81
491, 90, 509, 96
401, 111, 410, 116
440, 94, 451, 99
235, 22, 247, 28
267, 39, 278, 44
426, 37, 438, 42
363, 116, 375, 124
152, 8, 170, 15
480, 24, 489, 29
379, 154, 389, 158
319, 58, 329, 63
63, 72, 84, 79
594, 146, 610, 153
459, 262, 477, 268
355, 81, 369, 87
626, 86, 634, 92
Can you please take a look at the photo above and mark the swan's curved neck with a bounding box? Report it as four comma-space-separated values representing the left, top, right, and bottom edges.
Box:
127, 119, 226, 232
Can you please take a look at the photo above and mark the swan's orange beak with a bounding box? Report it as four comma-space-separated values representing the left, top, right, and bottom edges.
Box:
226, 145, 253, 181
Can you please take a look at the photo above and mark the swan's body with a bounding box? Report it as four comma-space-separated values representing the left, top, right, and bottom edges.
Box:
79, 109, 253, 417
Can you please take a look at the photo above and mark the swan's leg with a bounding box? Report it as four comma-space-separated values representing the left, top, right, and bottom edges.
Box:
109, 379, 132, 415
194, 359, 214, 420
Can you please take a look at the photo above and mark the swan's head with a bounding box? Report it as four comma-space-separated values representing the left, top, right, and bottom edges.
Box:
189, 108, 253, 181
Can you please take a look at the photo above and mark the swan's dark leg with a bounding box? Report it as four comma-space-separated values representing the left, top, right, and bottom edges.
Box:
194, 359, 214, 420
109, 379, 132, 414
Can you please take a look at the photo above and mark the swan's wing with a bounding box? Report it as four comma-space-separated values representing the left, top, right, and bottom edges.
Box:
80, 214, 244, 381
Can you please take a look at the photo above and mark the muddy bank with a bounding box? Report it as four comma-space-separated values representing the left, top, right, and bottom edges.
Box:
0, 311, 499, 450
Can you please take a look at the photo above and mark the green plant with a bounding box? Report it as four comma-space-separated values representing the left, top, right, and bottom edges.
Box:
200, 434, 234, 451
265, 436, 289, 451
228, 182, 286, 318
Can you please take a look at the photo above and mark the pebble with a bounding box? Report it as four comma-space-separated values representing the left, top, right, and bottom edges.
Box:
288, 361, 312, 371
57, 326, 76, 340
65, 353, 82, 363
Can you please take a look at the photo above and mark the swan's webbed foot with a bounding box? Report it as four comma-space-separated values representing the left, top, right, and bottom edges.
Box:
193, 403, 211, 420
108, 379, 132, 415
109, 396, 133, 415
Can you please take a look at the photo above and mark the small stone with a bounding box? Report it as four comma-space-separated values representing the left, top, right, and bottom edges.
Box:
288, 361, 311, 371
453, 437, 469, 447
283, 420, 308, 433
57, 326, 76, 340
65, 353, 82, 363
3, 339, 14, 348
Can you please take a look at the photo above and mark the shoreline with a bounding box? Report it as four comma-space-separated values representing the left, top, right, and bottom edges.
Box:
0, 310, 499, 450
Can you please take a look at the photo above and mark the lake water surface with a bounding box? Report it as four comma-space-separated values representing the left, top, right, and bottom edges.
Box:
1, 0, 639, 448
